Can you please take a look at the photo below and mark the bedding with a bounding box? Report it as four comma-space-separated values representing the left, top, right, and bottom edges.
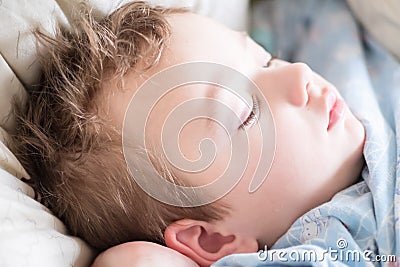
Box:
213, 0, 399, 266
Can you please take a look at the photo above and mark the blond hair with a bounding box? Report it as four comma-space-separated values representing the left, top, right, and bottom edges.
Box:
11, 1, 229, 251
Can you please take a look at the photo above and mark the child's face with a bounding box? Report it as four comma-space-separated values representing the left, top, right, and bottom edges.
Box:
107, 13, 365, 247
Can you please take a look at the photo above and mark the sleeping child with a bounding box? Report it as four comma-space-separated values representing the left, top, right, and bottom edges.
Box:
10, 0, 399, 266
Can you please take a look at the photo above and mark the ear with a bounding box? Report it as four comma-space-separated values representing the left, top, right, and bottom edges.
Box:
164, 219, 258, 267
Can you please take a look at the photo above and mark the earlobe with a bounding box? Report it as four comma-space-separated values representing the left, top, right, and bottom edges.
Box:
164, 219, 258, 267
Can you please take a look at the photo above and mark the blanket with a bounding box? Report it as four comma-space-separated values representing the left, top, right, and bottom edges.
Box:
213, 0, 399, 266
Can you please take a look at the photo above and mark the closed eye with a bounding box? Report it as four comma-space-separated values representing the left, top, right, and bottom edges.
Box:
239, 95, 259, 130
263, 55, 277, 68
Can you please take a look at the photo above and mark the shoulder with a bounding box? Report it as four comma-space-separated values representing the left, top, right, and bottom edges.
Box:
92, 241, 199, 267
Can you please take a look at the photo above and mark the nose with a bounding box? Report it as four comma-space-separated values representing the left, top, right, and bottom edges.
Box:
270, 62, 313, 107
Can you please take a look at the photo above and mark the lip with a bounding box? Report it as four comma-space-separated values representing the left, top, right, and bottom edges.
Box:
326, 90, 345, 131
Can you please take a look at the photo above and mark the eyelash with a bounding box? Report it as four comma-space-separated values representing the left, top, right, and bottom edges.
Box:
238, 56, 274, 130
239, 95, 259, 130
263, 55, 276, 68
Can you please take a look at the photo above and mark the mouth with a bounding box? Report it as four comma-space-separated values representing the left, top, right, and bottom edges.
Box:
326, 89, 346, 131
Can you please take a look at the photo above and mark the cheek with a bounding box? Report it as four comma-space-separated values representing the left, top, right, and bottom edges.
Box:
266, 124, 344, 210
266, 111, 331, 194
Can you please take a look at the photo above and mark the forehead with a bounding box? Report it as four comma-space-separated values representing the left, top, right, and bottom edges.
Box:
162, 13, 246, 69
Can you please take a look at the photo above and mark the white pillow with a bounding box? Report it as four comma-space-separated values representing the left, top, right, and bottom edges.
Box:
0, 135, 95, 267
0, 56, 26, 133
